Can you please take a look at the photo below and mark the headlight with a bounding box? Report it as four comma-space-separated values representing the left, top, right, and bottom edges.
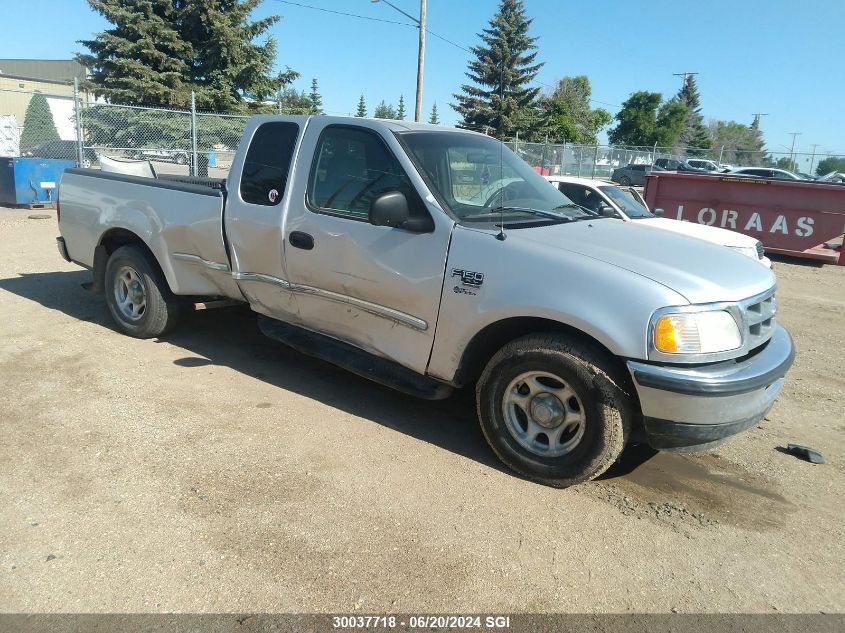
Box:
730, 245, 759, 260
654, 310, 741, 354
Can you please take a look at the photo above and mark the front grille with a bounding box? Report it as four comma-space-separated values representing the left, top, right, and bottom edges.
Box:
742, 288, 777, 350
755, 241, 765, 259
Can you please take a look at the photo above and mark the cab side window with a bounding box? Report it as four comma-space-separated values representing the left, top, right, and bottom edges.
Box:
239, 122, 300, 206
307, 125, 425, 221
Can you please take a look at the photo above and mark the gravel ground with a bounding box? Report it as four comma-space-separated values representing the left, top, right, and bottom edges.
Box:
0, 207, 843, 613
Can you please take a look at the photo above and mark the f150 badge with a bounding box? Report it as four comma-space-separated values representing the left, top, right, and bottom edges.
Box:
451, 268, 484, 295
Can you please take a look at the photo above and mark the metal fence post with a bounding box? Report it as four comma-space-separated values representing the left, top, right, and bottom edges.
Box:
73, 78, 84, 167
591, 145, 599, 178
190, 91, 198, 176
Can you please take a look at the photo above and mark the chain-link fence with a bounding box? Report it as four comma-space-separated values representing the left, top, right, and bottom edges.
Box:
504, 138, 843, 181
2, 84, 843, 182
0, 84, 249, 178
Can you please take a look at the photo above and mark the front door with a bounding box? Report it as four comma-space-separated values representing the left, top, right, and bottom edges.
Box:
282, 121, 453, 374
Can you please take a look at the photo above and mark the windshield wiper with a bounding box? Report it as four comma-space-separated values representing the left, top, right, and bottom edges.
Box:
553, 203, 604, 219
486, 206, 576, 223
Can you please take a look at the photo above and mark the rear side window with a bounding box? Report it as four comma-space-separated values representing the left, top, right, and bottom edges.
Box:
239, 122, 299, 206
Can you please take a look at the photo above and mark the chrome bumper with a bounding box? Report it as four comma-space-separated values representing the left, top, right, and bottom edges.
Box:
626, 325, 795, 451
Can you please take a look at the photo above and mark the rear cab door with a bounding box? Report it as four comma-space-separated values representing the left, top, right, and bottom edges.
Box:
224, 115, 309, 321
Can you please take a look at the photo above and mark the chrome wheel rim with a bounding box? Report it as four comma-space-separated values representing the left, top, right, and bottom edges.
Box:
113, 265, 147, 321
502, 371, 586, 457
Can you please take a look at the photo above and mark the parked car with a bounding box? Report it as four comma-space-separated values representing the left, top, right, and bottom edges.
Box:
56, 115, 793, 488
22, 140, 97, 168
131, 148, 191, 165
545, 175, 771, 267
610, 163, 664, 186
686, 158, 730, 173
654, 158, 708, 173
728, 167, 804, 180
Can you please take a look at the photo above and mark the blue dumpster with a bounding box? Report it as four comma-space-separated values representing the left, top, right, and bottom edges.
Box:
0, 157, 75, 206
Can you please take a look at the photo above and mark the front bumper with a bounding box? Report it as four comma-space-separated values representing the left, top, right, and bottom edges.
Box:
626, 325, 795, 451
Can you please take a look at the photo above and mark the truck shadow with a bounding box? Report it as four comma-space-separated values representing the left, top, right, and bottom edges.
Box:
0, 269, 505, 473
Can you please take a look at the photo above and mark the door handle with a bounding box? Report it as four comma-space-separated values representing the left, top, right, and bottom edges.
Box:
289, 231, 314, 250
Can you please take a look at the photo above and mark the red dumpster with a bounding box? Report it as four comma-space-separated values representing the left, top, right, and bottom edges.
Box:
643, 172, 845, 264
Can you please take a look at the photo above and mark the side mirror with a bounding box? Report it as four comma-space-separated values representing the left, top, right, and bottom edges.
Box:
652, 207, 665, 217
369, 191, 410, 228
598, 205, 616, 218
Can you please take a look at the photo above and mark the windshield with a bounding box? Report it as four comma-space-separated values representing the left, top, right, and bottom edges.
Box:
599, 185, 653, 218
399, 131, 596, 224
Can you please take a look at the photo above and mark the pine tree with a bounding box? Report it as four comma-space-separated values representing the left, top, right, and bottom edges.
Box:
77, 0, 297, 111
452, 0, 543, 138
309, 78, 323, 115
397, 95, 406, 120
675, 75, 711, 153
355, 95, 367, 117
20, 92, 60, 148
429, 102, 440, 125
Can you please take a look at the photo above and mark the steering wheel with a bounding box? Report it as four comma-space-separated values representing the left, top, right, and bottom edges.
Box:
483, 181, 530, 208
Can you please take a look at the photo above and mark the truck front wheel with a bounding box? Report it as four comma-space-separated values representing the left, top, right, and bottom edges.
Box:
476, 333, 631, 488
104, 245, 183, 338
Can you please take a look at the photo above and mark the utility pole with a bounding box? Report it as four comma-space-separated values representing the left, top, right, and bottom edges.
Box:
788, 132, 801, 170
751, 113, 769, 124
372, 0, 426, 122
672, 71, 698, 86
809, 144, 820, 176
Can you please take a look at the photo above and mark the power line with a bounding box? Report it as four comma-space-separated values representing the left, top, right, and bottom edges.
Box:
273, 0, 620, 109
271, 0, 416, 27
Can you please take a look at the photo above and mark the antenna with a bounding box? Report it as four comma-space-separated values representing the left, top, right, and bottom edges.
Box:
496, 58, 506, 241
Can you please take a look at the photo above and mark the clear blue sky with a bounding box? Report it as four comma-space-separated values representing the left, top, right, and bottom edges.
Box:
3, 0, 844, 161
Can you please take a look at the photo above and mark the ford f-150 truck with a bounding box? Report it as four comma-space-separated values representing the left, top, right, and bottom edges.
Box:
56, 115, 795, 487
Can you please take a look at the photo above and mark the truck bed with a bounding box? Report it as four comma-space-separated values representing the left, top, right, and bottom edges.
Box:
59, 168, 241, 299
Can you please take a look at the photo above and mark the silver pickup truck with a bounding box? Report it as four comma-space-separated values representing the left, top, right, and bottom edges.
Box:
56, 115, 795, 487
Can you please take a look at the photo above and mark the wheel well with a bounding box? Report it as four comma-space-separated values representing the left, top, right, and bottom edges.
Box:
92, 229, 165, 294
452, 317, 628, 389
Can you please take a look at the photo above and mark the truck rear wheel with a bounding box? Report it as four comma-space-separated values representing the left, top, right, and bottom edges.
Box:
104, 245, 183, 338
476, 333, 631, 488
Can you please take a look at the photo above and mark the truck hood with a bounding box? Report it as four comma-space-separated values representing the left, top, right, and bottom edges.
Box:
509, 218, 775, 304
633, 217, 757, 248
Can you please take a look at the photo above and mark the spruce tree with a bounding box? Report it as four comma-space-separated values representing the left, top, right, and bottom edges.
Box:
77, 0, 297, 111
429, 102, 440, 125
176, 0, 296, 111
452, 0, 543, 138
397, 95, 406, 120
77, 0, 191, 108
355, 95, 367, 117
675, 74, 711, 153
309, 78, 324, 115
20, 92, 61, 148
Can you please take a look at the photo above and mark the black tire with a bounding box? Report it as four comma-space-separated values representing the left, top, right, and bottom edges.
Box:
476, 333, 632, 488
618, 175, 632, 186
175, 153, 187, 165
104, 245, 183, 338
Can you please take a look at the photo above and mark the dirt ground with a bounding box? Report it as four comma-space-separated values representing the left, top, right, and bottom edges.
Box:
0, 207, 843, 614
